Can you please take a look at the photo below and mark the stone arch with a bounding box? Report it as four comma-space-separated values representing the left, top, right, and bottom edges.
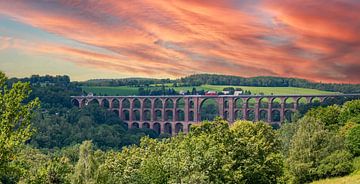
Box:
122, 98, 130, 108
189, 111, 194, 121
112, 110, 119, 117
311, 97, 321, 104
176, 98, 185, 108
101, 99, 110, 108
165, 99, 174, 108
123, 122, 128, 130
143, 122, 150, 129
133, 98, 141, 109
122, 110, 130, 121
259, 97, 269, 108
224, 99, 229, 109
164, 123, 172, 135
247, 98, 256, 108
143, 110, 151, 121
259, 110, 268, 121
246, 109, 255, 121
296, 97, 308, 108
175, 123, 184, 134
88, 99, 100, 106
144, 98, 151, 108
224, 111, 229, 121
271, 98, 281, 108
200, 98, 219, 121
176, 110, 185, 121
72, 99, 80, 107
189, 100, 194, 109
234, 110, 243, 120
80, 99, 87, 107
154, 98, 163, 108
285, 97, 294, 108
153, 123, 161, 135
272, 110, 281, 122
165, 110, 173, 121
155, 110, 162, 121
285, 110, 294, 122
112, 99, 120, 108
132, 122, 139, 129
133, 110, 140, 121
235, 98, 244, 109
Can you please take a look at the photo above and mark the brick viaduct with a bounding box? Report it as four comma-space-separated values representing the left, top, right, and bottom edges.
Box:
71, 94, 360, 136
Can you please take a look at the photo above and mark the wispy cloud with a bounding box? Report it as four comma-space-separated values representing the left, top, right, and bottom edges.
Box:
0, 0, 359, 83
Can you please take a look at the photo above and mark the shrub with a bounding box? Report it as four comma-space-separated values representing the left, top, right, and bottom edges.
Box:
316, 150, 353, 178
345, 125, 360, 156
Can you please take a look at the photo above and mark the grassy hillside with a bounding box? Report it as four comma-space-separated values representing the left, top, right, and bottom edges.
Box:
81, 84, 340, 96
311, 173, 360, 184
82, 86, 138, 96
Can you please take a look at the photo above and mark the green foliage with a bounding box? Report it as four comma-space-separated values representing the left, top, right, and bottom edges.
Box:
282, 102, 359, 183
72, 141, 97, 184
30, 104, 158, 150
0, 72, 40, 181
97, 119, 283, 184
345, 125, 360, 156
305, 105, 342, 130
339, 100, 360, 124
316, 150, 353, 178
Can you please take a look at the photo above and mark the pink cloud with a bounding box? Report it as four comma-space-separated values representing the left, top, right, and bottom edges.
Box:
0, 0, 359, 83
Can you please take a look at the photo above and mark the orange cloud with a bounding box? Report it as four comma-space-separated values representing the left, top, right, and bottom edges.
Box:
0, 0, 359, 83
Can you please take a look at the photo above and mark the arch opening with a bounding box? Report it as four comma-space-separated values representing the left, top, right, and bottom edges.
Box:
164, 123, 172, 135
259, 110, 268, 122
246, 109, 255, 121
175, 123, 184, 134
165, 110, 173, 121
259, 98, 269, 108
165, 99, 174, 108
154, 98, 163, 108
234, 110, 243, 120
143, 110, 151, 121
143, 122, 150, 129
144, 98, 152, 108
272, 110, 281, 122
122, 99, 130, 108
112, 99, 120, 108
235, 98, 244, 109
176, 110, 185, 121
133, 99, 141, 109
200, 98, 219, 121
155, 110, 162, 121
153, 123, 161, 135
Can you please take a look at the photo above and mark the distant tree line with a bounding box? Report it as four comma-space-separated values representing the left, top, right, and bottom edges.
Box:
82, 78, 172, 87
180, 74, 360, 93
78, 74, 360, 94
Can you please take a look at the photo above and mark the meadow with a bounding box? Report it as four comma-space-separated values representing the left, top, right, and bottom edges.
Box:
81, 84, 340, 96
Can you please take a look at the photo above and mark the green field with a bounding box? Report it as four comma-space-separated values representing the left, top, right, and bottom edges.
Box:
82, 86, 138, 96
81, 84, 340, 96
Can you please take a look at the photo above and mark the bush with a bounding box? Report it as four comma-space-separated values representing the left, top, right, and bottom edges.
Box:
316, 150, 353, 178
345, 125, 360, 156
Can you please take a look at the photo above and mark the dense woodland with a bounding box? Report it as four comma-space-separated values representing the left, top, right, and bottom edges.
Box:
1, 73, 360, 183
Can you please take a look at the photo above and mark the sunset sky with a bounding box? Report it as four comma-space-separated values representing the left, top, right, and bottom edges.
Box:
0, 0, 359, 83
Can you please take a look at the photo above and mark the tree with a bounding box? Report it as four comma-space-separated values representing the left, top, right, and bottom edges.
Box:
0, 72, 40, 181
285, 115, 351, 183
72, 141, 97, 184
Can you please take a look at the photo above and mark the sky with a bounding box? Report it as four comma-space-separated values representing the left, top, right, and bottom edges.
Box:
0, 0, 359, 83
